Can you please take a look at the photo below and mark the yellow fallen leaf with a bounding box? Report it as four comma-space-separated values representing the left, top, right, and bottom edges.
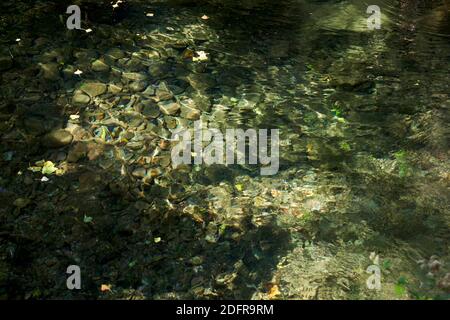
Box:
100, 284, 111, 292
268, 284, 280, 299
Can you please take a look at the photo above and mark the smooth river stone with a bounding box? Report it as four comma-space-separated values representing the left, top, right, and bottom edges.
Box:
72, 91, 91, 105
158, 101, 180, 115
80, 82, 107, 97
42, 129, 73, 148
122, 72, 148, 81
91, 59, 110, 72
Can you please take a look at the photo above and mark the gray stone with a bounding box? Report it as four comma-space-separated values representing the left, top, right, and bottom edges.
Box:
142, 85, 156, 96
123, 72, 148, 81
39, 63, 60, 81
147, 50, 160, 59
158, 101, 180, 115
73, 91, 91, 105
132, 167, 147, 178
108, 84, 123, 94
80, 82, 107, 97
164, 116, 178, 129
180, 99, 200, 120
105, 48, 125, 60
141, 101, 161, 118
129, 81, 147, 92
148, 63, 170, 78
155, 81, 174, 101
127, 141, 144, 150
42, 129, 73, 148
91, 59, 110, 72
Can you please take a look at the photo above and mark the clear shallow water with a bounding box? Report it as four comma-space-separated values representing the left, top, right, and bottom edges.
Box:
0, 0, 449, 299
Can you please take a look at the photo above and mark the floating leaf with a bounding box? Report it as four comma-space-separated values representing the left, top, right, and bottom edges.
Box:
41, 161, 57, 175
83, 215, 93, 223
339, 141, 351, 152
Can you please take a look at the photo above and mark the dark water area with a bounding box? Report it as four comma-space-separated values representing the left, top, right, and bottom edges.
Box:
0, 0, 449, 299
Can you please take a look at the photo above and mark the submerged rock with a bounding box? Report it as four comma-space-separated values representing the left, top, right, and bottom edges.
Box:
156, 81, 174, 101
72, 91, 91, 105
158, 100, 180, 115
42, 129, 73, 148
141, 101, 161, 118
105, 48, 125, 60
123, 72, 148, 81
108, 83, 123, 94
80, 82, 107, 97
39, 63, 60, 81
91, 59, 110, 72
129, 81, 147, 92
180, 102, 200, 120
142, 85, 156, 96
132, 167, 147, 178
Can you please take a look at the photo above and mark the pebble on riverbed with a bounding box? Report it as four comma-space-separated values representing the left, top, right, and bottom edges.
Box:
42, 129, 73, 148
158, 100, 180, 115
